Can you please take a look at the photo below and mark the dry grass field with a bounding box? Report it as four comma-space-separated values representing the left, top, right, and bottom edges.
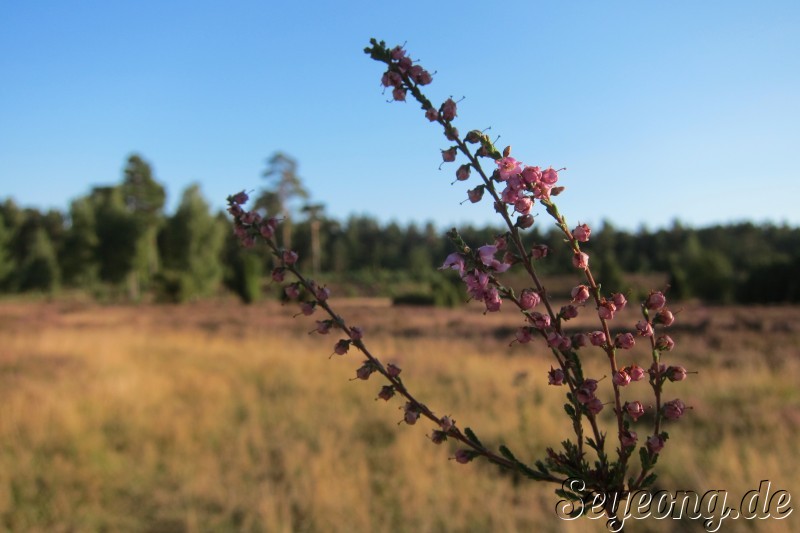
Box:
0, 297, 798, 532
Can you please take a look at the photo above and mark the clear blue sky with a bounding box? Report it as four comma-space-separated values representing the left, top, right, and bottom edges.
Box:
1, 1, 798, 231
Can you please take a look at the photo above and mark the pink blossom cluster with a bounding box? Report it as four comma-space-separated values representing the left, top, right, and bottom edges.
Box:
379, 45, 433, 102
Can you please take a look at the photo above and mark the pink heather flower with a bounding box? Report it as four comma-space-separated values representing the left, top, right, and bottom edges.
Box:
655, 335, 675, 351
241, 234, 255, 248
349, 326, 364, 340
300, 302, 316, 316
386, 363, 402, 378
381, 70, 400, 87
392, 86, 406, 101
668, 366, 687, 382
390, 45, 406, 60
440, 98, 457, 121
334, 339, 351, 355
259, 223, 274, 239
517, 214, 534, 228
598, 299, 617, 320
501, 185, 521, 204
531, 244, 549, 259
572, 251, 589, 270
521, 165, 541, 185
548, 366, 565, 386
628, 364, 646, 382
646, 291, 667, 310
315, 285, 330, 301
636, 320, 654, 337
315, 320, 332, 335
620, 430, 638, 448
576, 379, 598, 404
231, 191, 248, 205
572, 333, 589, 348
547, 331, 564, 349
589, 331, 607, 347
613, 369, 632, 387
663, 399, 686, 420
515, 327, 533, 344
615, 332, 636, 350
403, 403, 420, 425
560, 304, 579, 320
586, 397, 604, 415
571, 284, 591, 304
271, 267, 286, 283
241, 211, 260, 225
282, 250, 299, 265
467, 186, 484, 203
378, 385, 395, 401
440, 252, 465, 275
441, 147, 457, 162
440, 415, 455, 432
410, 65, 432, 85
572, 223, 591, 243
519, 289, 540, 310
647, 434, 665, 453
625, 401, 645, 421
581, 379, 599, 393
477, 245, 498, 267
456, 164, 471, 181
484, 287, 502, 312
655, 309, 675, 326
540, 167, 559, 185
454, 449, 475, 464
611, 292, 628, 311
514, 197, 533, 215
496, 157, 522, 180
356, 363, 375, 380
284, 284, 300, 300
529, 312, 550, 330
425, 107, 438, 122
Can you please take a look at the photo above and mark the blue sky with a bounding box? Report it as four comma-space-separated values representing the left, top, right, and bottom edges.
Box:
1, 1, 798, 231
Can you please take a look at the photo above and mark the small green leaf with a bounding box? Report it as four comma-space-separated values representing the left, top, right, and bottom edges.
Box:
464, 427, 483, 447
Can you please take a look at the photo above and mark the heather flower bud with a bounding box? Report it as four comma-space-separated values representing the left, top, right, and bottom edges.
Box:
655, 335, 675, 351
528, 312, 550, 330
571, 284, 590, 304
241, 211, 260, 225
514, 197, 532, 215
531, 244, 549, 259
440, 416, 455, 432
598, 299, 617, 320
586, 397, 604, 415
572, 223, 591, 242
515, 327, 533, 344
625, 401, 645, 421
440, 98, 457, 121
572, 252, 589, 270
541, 167, 559, 185
445, 126, 460, 142
620, 430, 638, 448
231, 191, 249, 205
282, 250, 299, 265
467, 186, 485, 203
611, 292, 628, 311
615, 333, 635, 349
518, 289, 540, 310
636, 320, 654, 337
516, 214, 534, 228
646, 291, 667, 310
589, 331, 607, 347
326, 338, 350, 357
548, 366, 565, 386
300, 302, 316, 316
456, 164, 471, 181
315, 320, 332, 334
349, 326, 364, 341
667, 365, 687, 382
285, 284, 300, 300
386, 363, 402, 378
430, 430, 448, 444
628, 364, 646, 382
663, 399, 686, 420
572, 333, 589, 348
314, 285, 330, 302
647, 434, 665, 453
377, 385, 395, 401
271, 267, 286, 283
560, 305, 579, 320
613, 369, 632, 387
425, 107, 438, 122
655, 308, 675, 326
441, 147, 457, 162
356, 364, 375, 380
454, 449, 477, 464
392, 86, 406, 101
403, 402, 420, 425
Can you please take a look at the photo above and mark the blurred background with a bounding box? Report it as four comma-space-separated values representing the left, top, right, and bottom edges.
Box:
1, 1, 799, 531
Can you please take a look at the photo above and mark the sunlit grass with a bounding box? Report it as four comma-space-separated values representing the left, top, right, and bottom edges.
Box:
0, 300, 798, 532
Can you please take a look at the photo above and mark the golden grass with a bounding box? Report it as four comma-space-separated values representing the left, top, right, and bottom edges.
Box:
0, 300, 798, 532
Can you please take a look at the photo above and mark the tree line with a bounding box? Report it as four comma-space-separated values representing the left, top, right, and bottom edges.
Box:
2, 152, 799, 304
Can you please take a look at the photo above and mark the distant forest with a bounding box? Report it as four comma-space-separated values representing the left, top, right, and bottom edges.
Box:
2, 153, 799, 305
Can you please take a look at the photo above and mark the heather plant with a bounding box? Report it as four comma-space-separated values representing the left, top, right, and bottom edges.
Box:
227, 39, 688, 529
